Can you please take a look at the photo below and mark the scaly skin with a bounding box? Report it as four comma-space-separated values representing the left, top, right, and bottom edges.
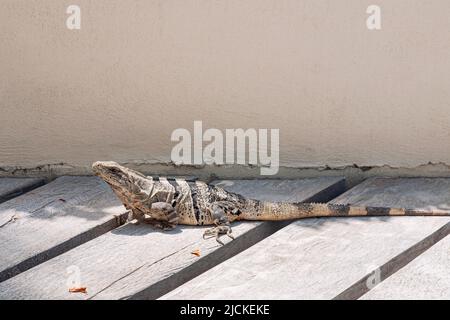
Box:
92, 161, 449, 245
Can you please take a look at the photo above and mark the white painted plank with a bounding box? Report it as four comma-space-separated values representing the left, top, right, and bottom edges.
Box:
0, 177, 345, 299
0, 176, 127, 282
161, 177, 450, 300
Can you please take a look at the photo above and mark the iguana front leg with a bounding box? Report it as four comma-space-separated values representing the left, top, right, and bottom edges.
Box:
143, 218, 176, 230
142, 202, 179, 230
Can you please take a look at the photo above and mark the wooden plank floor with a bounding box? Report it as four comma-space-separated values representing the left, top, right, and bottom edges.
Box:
0, 176, 128, 282
0, 177, 345, 299
0, 178, 44, 203
161, 177, 450, 300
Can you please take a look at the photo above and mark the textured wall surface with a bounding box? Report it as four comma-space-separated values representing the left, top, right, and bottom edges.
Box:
1, 1, 450, 171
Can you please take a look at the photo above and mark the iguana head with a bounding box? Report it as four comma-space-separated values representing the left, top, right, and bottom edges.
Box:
92, 160, 162, 213
93, 161, 181, 228
92, 161, 149, 191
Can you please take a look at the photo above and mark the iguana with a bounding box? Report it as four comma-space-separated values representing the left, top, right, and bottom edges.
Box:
92, 161, 448, 245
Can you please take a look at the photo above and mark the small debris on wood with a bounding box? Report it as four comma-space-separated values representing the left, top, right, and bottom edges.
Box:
69, 287, 87, 294
0, 214, 19, 228
59, 198, 66, 202
191, 249, 201, 257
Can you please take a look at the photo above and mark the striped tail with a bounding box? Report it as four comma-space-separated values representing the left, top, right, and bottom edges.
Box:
237, 201, 449, 221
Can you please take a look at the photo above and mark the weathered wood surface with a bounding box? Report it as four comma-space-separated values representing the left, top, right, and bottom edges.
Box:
361, 234, 450, 300
161, 177, 450, 300
0, 177, 345, 299
0, 176, 128, 282
0, 178, 44, 203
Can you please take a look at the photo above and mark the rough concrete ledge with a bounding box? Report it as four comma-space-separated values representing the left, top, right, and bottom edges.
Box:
4, 162, 450, 188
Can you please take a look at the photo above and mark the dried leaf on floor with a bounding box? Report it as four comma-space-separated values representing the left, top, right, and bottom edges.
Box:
191, 249, 201, 257
69, 287, 87, 294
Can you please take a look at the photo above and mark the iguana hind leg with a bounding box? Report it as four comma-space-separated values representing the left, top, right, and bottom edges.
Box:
203, 202, 235, 246
214, 225, 233, 245
203, 226, 230, 246
209, 202, 230, 226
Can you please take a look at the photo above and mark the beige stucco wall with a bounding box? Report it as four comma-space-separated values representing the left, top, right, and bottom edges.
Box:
1, 0, 450, 174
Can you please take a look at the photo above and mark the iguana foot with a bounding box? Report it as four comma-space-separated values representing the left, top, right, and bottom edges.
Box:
203, 225, 234, 246
142, 217, 177, 230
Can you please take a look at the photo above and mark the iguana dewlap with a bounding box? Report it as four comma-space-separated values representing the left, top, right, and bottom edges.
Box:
92, 161, 448, 245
